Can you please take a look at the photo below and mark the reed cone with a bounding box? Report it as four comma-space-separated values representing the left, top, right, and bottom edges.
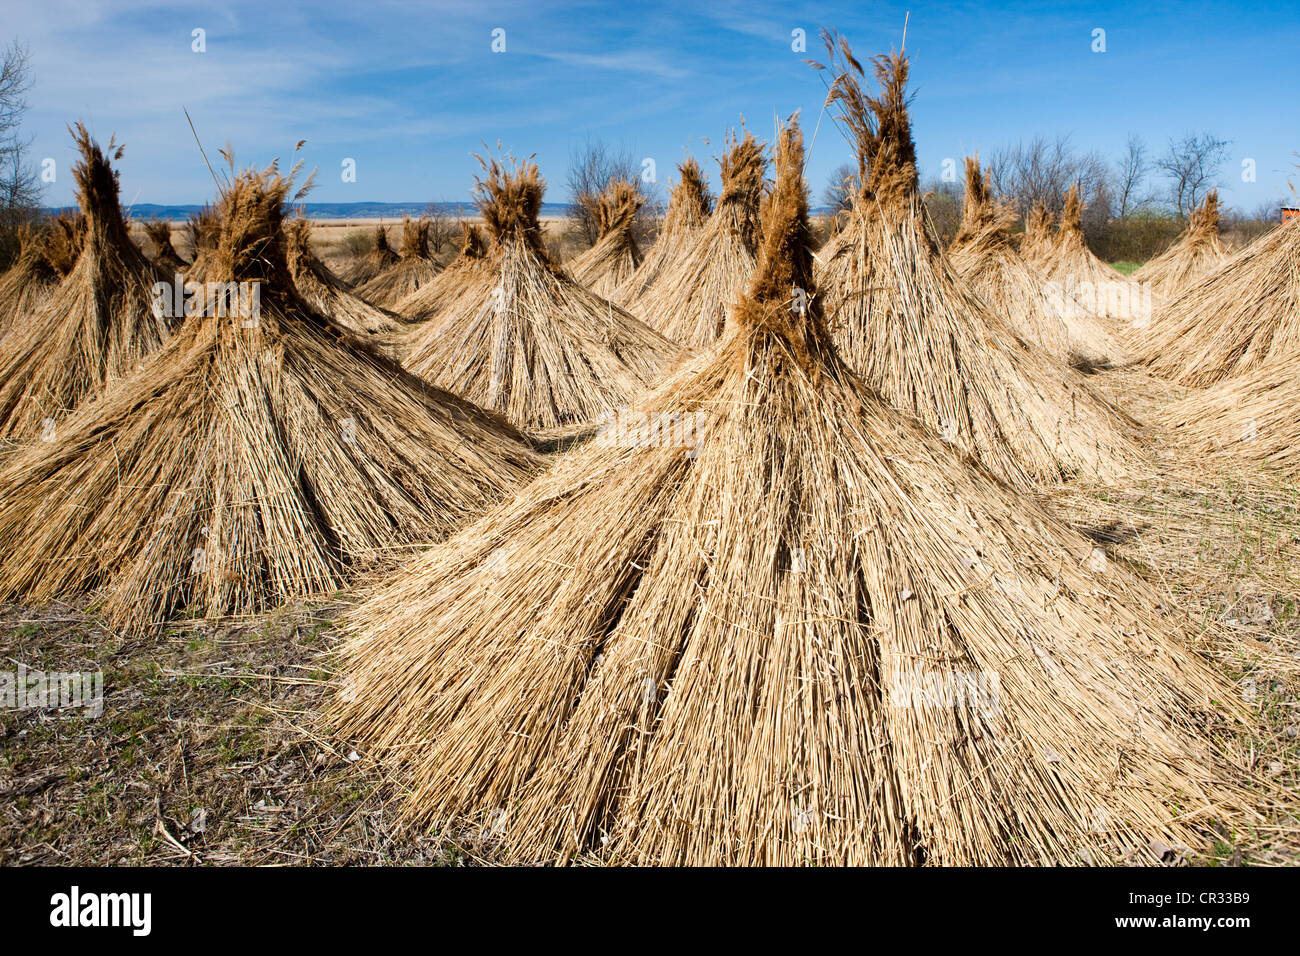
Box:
614, 158, 712, 306
1019, 202, 1054, 267
143, 219, 187, 273
0, 162, 541, 632
1133, 191, 1230, 299
0, 225, 60, 331
0, 124, 174, 442
568, 179, 644, 299
399, 155, 680, 433
619, 134, 764, 346
284, 217, 406, 335
332, 116, 1249, 866
1132, 218, 1300, 386
185, 204, 221, 282
949, 158, 1123, 368
1037, 184, 1146, 320
812, 39, 1141, 486
1167, 359, 1300, 479
393, 221, 489, 322
354, 217, 441, 309
339, 224, 399, 286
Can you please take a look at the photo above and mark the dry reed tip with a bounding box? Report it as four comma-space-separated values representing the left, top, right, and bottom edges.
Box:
473, 154, 546, 251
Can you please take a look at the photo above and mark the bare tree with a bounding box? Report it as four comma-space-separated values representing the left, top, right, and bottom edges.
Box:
1113, 133, 1151, 218
1156, 132, 1230, 216
920, 177, 962, 246
986, 134, 1111, 222
0, 41, 40, 265
823, 163, 858, 213
564, 137, 657, 248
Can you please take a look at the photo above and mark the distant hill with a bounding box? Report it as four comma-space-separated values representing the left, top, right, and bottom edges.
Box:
42, 201, 579, 221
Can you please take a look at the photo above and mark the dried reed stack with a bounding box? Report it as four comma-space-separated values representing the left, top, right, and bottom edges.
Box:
44, 213, 86, 277
284, 217, 406, 335
143, 219, 187, 273
568, 179, 645, 299
185, 204, 221, 281
393, 221, 489, 321
1166, 360, 1300, 479
0, 225, 60, 331
0, 162, 540, 632
1132, 218, 1300, 386
618, 134, 764, 346
613, 158, 712, 306
1037, 184, 1144, 319
332, 115, 1248, 866
1133, 190, 1229, 299
1019, 202, 1054, 267
948, 158, 1123, 368
354, 217, 441, 309
0, 125, 173, 442
812, 39, 1141, 486
400, 156, 680, 433
339, 223, 399, 286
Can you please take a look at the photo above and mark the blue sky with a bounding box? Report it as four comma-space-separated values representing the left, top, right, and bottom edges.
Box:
10, 0, 1299, 211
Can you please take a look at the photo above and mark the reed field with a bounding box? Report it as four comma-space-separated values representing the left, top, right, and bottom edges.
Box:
1, 25, 1298, 872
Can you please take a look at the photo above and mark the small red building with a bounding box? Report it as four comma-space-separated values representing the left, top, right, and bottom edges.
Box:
1284, 206, 1300, 224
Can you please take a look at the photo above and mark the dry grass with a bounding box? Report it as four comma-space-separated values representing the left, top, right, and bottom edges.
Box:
949, 158, 1124, 369
1133, 191, 1229, 300
0, 124, 174, 443
619, 135, 764, 346
397, 155, 681, 433
353, 218, 441, 310
329, 114, 1260, 867
813, 43, 1144, 488
1130, 219, 1300, 386
0, 162, 541, 633
568, 179, 644, 300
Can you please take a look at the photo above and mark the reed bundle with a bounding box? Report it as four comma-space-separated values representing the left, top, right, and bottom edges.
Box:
332, 115, 1249, 866
0, 124, 173, 442
284, 217, 406, 335
393, 222, 489, 322
339, 224, 399, 286
143, 218, 187, 273
613, 158, 712, 306
618, 135, 763, 346
1132, 218, 1300, 386
949, 158, 1123, 368
812, 39, 1142, 486
569, 179, 645, 300
0, 162, 540, 631
1133, 191, 1229, 299
354, 217, 441, 309
399, 155, 680, 432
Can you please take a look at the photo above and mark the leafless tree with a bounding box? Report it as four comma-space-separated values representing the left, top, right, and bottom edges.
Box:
1114, 133, 1151, 218
986, 134, 1112, 222
564, 137, 657, 248
823, 163, 858, 213
0, 41, 40, 265
1156, 132, 1230, 217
